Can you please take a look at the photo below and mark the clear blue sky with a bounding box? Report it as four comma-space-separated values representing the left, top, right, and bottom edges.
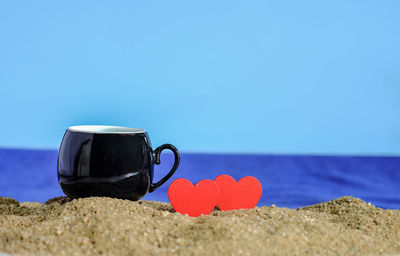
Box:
0, 1, 399, 155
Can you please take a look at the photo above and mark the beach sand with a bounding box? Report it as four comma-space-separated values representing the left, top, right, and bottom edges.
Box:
1, 196, 400, 255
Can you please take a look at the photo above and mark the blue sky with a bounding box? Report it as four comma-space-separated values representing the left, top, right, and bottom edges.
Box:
0, 1, 399, 154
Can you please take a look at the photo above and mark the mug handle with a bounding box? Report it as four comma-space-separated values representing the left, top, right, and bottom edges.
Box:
149, 143, 180, 192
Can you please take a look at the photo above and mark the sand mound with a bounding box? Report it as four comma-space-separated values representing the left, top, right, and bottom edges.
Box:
1, 196, 400, 255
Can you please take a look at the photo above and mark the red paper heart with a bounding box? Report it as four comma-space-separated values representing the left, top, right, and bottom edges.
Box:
168, 178, 220, 217
214, 175, 262, 211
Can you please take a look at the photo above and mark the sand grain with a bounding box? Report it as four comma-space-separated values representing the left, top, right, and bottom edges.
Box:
1, 196, 400, 255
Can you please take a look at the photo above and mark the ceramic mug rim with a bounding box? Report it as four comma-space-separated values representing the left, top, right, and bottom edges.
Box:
67, 125, 146, 134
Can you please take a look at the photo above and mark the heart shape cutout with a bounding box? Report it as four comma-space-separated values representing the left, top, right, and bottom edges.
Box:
168, 178, 220, 217
214, 175, 262, 211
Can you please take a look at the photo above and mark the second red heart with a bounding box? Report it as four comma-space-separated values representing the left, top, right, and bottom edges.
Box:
214, 175, 262, 211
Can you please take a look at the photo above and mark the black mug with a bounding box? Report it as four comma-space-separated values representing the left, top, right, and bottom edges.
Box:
57, 125, 180, 201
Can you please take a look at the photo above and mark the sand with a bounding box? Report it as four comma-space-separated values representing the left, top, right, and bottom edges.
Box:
1, 196, 400, 256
